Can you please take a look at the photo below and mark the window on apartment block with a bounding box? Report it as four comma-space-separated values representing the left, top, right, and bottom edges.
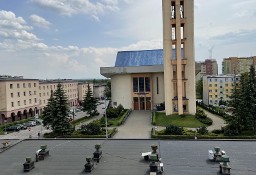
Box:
23, 83, 26, 88
18, 101, 20, 106
24, 92, 26, 96
17, 92, 20, 97
28, 83, 31, 88
17, 83, 20, 88
29, 91, 31, 95
34, 98, 37, 103
34, 91, 36, 95
24, 100, 26, 105
215, 84, 217, 87
29, 99, 31, 104
11, 93, 13, 98
10, 84, 13, 89
209, 84, 212, 87
34, 83, 36, 87
11, 102, 14, 107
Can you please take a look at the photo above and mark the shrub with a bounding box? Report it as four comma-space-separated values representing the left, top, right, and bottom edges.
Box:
106, 108, 119, 118
116, 104, 124, 115
165, 125, 183, 135
197, 126, 208, 135
195, 108, 213, 125
223, 126, 239, 136
211, 129, 223, 134
80, 122, 102, 135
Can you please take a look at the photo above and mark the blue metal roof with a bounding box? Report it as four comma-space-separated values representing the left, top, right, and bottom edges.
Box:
115, 49, 184, 67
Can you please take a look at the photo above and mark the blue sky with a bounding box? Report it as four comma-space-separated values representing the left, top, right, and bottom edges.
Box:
0, 0, 256, 79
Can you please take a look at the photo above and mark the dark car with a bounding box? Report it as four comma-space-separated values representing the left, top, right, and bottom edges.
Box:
3, 125, 21, 132
16, 124, 27, 130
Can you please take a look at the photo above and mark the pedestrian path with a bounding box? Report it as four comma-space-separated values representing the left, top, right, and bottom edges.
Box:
113, 110, 152, 139
201, 108, 226, 131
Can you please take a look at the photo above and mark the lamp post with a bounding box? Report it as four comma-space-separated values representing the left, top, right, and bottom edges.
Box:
4, 117, 7, 135
104, 96, 108, 139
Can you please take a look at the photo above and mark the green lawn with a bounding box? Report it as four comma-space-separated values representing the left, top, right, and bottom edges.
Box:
155, 112, 206, 128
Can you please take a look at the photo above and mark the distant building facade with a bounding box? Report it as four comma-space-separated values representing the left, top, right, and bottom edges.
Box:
0, 76, 93, 124
195, 59, 218, 76
0, 76, 39, 124
93, 84, 106, 100
202, 75, 240, 106
222, 56, 256, 75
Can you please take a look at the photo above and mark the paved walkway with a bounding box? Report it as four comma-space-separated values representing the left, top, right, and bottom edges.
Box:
200, 108, 227, 131
113, 110, 152, 139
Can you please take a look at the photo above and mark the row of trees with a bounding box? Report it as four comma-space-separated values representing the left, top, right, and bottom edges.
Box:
227, 66, 256, 135
41, 83, 99, 136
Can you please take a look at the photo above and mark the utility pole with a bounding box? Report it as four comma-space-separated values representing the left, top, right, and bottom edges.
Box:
104, 96, 108, 139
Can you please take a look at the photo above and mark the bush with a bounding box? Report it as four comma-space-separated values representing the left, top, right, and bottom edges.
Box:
195, 108, 213, 125
165, 125, 183, 135
223, 126, 239, 136
211, 129, 223, 134
197, 126, 208, 135
116, 104, 124, 115
106, 108, 119, 118
80, 122, 102, 135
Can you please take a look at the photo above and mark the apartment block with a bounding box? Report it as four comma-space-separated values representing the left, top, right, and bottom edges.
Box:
0, 76, 39, 124
222, 56, 256, 75
203, 75, 240, 106
0, 76, 94, 124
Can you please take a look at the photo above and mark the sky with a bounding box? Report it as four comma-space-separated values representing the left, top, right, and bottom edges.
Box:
0, 0, 256, 79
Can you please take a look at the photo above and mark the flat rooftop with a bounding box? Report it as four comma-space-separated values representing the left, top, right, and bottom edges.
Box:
0, 140, 255, 175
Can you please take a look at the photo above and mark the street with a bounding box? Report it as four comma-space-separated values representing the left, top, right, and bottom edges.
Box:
0, 100, 107, 140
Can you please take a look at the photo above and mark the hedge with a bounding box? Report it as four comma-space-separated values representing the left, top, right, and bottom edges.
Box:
71, 116, 92, 126
152, 111, 156, 125
44, 128, 118, 138
151, 128, 256, 140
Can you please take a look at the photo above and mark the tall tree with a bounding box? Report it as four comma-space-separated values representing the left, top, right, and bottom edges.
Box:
41, 84, 73, 136
196, 78, 203, 99
248, 65, 256, 133
104, 80, 111, 99
82, 84, 98, 117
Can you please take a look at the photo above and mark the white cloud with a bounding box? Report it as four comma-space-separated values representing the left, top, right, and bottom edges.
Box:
0, 10, 38, 51
29, 14, 51, 28
31, 0, 129, 20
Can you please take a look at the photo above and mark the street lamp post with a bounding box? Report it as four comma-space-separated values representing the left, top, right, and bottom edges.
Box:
104, 96, 108, 139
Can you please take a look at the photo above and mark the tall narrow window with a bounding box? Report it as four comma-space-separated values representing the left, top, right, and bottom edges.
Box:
139, 77, 145, 92
156, 77, 159, 94
171, 1, 176, 19
145, 77, 150, 92
133, 78, 138, 92
172, 25, 176, 40
180, 1, 184, 18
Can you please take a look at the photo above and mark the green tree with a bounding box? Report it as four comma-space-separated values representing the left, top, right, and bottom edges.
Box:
104, 80, 111, 99
196, 78, 203, 99
82, 84, 98, 117
41, 84, 73, 136
248, 66, 256, 133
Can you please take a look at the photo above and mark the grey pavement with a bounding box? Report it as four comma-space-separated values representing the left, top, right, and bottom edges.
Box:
113, 110, 152, 139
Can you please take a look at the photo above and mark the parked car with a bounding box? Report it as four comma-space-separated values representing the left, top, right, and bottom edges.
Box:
3, 125, 21, 132
16, 124, 27, 130
24, 121, 36, 127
